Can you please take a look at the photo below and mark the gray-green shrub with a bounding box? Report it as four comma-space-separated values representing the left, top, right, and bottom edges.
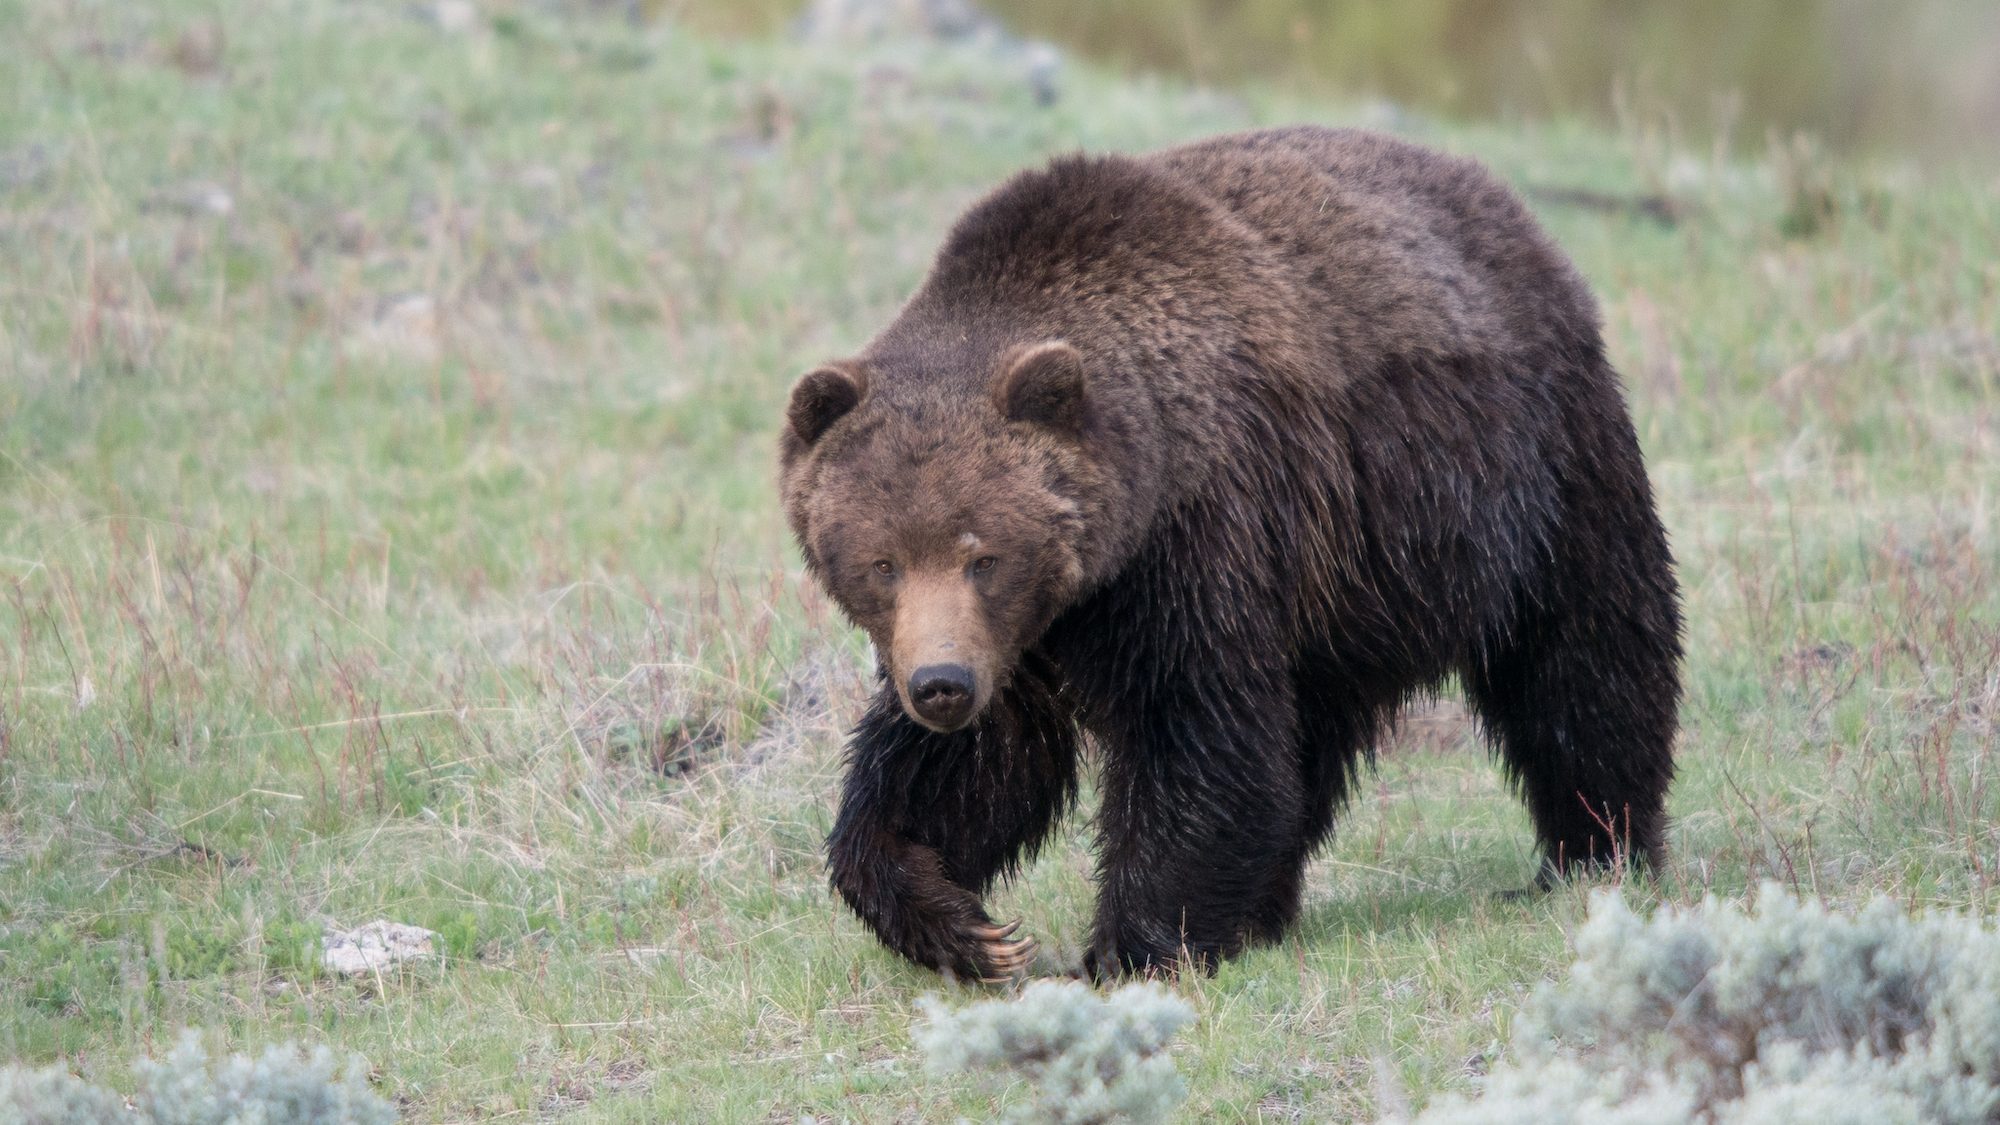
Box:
916, 979, 1195, 1124
0, 1032, 393, 1125
1404, 882, 2000, 1123
0, 1064, 131, 1125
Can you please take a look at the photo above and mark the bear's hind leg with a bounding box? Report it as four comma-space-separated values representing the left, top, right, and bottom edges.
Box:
1465, 501, 1681, 879
826, 658, 1079, 981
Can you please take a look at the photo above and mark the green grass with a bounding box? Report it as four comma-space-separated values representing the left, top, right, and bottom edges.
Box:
3, 1, 1997, 1120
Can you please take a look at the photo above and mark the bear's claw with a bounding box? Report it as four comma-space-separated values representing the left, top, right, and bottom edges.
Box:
972, 918, 1036, 982
979, 937, 1036, 983
971, 919, 1021, 941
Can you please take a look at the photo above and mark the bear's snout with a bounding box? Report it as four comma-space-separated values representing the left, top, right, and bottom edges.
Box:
908, 663, 977, 730
888, 570, 995, 731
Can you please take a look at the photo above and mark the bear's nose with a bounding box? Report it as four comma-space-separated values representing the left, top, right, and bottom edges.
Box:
908, 663, 976, 729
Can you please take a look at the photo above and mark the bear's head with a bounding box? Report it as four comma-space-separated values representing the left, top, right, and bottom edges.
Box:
780, 340, 1095, 732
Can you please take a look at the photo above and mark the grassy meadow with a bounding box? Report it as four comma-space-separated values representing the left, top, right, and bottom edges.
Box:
2, 1, 1997, 1119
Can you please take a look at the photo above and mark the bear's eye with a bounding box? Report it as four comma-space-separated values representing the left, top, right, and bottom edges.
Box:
872, 559, 895, 577
971, 556, 998, 575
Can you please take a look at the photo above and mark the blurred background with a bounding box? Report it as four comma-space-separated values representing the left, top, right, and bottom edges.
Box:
681, 0, 2000, 164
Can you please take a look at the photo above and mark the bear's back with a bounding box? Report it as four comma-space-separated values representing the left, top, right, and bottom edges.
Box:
1141, 126, 1598, 367
883, 127, 1601, 408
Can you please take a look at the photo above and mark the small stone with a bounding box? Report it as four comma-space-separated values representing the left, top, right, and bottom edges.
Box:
433, 0, 479, 33
322, 920, 441, 975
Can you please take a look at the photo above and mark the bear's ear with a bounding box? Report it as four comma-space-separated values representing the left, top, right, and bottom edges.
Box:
786, 361, 868, 447
993, 340, 1087, 434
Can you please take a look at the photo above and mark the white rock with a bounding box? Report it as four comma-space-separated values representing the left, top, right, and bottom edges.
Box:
322, 920, 441, 975
187, 183, 234, 216
434, 0, 479, 33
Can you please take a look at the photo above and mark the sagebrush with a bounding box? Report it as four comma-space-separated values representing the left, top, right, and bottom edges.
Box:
1403, 883, 2000, 1123
0, 1032, 393, 1124
916, 980, 1194, 1124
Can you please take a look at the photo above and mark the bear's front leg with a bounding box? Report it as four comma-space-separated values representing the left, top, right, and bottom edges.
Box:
1086, 664, 1307, 978
826, 666, 1078, 982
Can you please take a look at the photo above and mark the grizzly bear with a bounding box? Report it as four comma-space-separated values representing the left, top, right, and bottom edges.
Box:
780, 126, 1681, 981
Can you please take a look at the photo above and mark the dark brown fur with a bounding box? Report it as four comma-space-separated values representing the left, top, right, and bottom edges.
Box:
780, 126, 1682, 980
